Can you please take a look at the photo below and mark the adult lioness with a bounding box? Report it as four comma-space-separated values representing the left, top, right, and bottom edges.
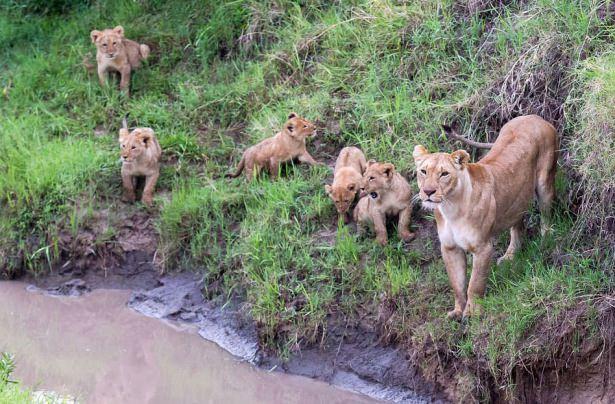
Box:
354, 160, 415, 245
413, 115, 558, 318
226, 113, 321, 181
90, 26, 150, 95
325, 147, 367, 222
119, 119, 162, 207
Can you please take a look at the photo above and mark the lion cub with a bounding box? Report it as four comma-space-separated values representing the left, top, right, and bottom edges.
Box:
353, 160, 415, 245
325, 147, 367, 222
226, 113, 321, 180
90, 26, 150, 95
119, 119, 162, 207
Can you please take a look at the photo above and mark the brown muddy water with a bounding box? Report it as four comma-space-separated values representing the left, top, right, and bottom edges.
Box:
0, 281, 377, 404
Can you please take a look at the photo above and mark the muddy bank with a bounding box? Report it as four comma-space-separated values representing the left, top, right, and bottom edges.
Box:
24, 259, 437, 403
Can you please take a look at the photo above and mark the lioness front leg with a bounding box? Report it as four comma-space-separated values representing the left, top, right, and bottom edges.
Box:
119, 66, 132, 95
373, 212, 387, 246
298, 152, 321, 166
397, 206, 415, 242
141, 172, 159, 207
464, 243, 495, 318
121, 172, 136, 203
442, 245, 467, 319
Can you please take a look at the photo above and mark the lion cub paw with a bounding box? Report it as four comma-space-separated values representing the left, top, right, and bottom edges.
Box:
122, 193, 136, 203
447, 309, 463, 320
462, 302, 481, 318
400, 231, 416, 243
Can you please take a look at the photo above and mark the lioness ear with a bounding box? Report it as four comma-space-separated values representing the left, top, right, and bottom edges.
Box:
413, 145, 429, 161
288, 112, 298, 120
113, 25, 125, 37
324, 184, 331, 195
451, 150, 470, 168
90, 30, 102, 43
382, 163, 395, 178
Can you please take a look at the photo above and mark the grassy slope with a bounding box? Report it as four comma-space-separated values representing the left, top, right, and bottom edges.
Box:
1, 0, 613, 399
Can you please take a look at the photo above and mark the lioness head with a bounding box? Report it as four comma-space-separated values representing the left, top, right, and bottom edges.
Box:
283, 112, 316, 140
412, 145, 470, 210
91, 26, 125, 59
119, 127, 155, 163
360, 160, 396, 200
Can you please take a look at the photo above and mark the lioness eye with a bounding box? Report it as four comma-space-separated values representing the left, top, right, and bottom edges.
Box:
420, 169, 426, 175
103, 43, 107, 47
369, 176, 375, 181
113, 41, 117, 45
131, 146, 136, 150
441, 171, 449, 177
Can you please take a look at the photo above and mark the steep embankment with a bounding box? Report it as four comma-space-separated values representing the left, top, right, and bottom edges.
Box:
0, 0, 613, 401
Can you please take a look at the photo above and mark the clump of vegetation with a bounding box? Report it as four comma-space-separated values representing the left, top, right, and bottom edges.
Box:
566, 49, 615, 261
0, 352, 31, 403
0, 0, 612, 400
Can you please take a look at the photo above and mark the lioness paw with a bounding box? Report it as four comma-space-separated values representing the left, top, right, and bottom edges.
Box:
447, 309, 463, 320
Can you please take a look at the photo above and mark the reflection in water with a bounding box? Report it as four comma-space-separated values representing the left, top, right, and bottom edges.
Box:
0, 282, 375, 404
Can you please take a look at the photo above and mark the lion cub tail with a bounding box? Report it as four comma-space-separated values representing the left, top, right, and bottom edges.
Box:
139, 44, 151, 60
225, 156, 245, 178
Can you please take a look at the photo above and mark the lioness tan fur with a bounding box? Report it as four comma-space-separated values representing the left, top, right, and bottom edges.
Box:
90, 26, 150, 95
226, 113, 321, 180
413, 115, 558, 318
353, 160, 415, 245
325, 147, 367, 222
119, 120, 162, 207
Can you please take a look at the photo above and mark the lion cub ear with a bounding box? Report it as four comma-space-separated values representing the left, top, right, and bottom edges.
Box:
113, 26, 125, 37
324, 184, 332, 195
90, 30, 102, 43
119, 128, 129, 140
451, 150, 470, 168
382, 163, 395, 178
288, 112, 298, 120
367, 159, 377, 167
136, 128, 155, 146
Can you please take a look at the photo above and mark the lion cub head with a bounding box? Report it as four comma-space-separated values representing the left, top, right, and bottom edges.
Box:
412, 145, 470, 210
360, 160, 397, 200
91, 26, 125, 59
119, 126, 156, 163
325, 168, 361, 215
283, 112, 316, 140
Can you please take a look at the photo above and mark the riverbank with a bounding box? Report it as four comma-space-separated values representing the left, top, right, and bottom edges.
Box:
0, 281, 387, 404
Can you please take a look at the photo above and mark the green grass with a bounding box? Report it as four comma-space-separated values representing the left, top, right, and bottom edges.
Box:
1, 0, 613, 400
0, 353, 32, 404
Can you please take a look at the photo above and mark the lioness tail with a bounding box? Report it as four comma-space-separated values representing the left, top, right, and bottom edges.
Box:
442, 124, 494, 149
